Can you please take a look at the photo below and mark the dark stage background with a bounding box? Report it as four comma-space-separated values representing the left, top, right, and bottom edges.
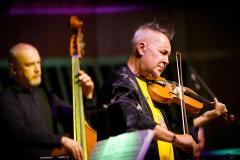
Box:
0, 0, 240, 158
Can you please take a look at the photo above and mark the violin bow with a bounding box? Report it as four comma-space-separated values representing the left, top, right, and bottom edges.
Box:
176, 51, 189, 134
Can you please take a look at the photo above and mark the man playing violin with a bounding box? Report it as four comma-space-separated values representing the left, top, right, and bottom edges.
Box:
0, 43, 94, 160
98, 21, 227, 160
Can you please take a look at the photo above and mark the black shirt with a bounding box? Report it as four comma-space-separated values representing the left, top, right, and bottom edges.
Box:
0, 84, 73, 160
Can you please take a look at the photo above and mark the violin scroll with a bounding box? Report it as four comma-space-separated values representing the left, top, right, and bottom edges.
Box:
223, 113, 236, 124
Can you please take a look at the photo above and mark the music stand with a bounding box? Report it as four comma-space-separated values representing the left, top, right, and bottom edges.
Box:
90, 129, 154, 160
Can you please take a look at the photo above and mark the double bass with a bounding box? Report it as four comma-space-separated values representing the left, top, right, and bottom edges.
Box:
51, 16, 97, 159
69, 16, 97, 159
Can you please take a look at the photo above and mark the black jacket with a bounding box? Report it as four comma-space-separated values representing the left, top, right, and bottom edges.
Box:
98, 64, 198, 160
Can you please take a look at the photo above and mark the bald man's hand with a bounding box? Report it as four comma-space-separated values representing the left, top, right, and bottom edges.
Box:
61, 137, 83, 160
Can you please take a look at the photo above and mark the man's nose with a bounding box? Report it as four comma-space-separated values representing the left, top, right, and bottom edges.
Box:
163, 55, 169, 65
34, 63, 41, 72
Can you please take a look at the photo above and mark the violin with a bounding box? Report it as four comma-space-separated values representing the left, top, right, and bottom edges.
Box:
147, 76, 236, 123
147, 76, 203, 113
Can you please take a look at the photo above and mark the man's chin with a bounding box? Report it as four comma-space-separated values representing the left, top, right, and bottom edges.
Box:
152, 71, 162, 79
31, 79, 41, 86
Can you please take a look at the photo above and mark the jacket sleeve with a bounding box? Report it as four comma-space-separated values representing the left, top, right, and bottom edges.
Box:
100, 82, 157, 136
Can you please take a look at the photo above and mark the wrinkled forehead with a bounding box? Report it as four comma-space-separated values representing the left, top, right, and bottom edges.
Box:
11, 45, 40, 65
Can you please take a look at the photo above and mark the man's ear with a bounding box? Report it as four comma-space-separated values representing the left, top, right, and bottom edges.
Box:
9, 63, 17, 76
137, 42, 147, 57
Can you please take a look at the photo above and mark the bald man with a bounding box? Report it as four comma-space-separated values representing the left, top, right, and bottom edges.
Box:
0, 43, 94, 160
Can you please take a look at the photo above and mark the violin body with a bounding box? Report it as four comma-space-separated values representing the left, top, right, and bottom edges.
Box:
147, 76, 236, 123
147, 77, 203, 113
